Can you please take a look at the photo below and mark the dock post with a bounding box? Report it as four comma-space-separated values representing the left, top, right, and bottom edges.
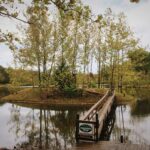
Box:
75, 114, 79, 143
96, 113, 99, 141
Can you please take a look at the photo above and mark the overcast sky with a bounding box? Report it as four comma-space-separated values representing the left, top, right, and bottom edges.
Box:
0, 0, 150, 67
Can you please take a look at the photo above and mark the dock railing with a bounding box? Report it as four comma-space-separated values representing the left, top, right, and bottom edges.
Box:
76, 89, 115, 142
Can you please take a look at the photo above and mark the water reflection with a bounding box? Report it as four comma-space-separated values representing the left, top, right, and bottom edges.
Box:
123, 88, 150, 116
2, 104, 86, 150
125, 88, 150, 101
131, 100, 150, 117
111, 105, 150, 145
1, 87, 150, 149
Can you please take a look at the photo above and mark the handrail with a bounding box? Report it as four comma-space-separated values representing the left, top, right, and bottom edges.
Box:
82, 90, 110, 121
76, 90, 115, 142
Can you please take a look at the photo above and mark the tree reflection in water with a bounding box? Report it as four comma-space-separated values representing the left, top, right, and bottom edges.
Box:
8, 104, 21, 139
6, 87, 150, 149
8, 105, 85, 150
111, 105, 150, 145
124, 88, 150, 116
131, 100, 150, 117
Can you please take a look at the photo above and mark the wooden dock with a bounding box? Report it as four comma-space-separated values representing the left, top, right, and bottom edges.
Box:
74, 90, 150, 150
71, 141, 150, 150
75, 90, 115, 142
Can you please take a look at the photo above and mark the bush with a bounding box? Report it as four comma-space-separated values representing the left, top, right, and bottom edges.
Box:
53, 61, 83, 98
63, 85, 83, 98
88, 82, 97, 88
53, 61, 75, 90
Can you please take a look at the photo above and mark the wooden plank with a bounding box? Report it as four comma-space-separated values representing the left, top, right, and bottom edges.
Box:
97, 93, 115, 136
81, 90, 109, 120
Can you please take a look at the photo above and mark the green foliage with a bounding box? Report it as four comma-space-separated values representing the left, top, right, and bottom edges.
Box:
63, 85, 83, 98
0, 0, 23, 45
53, 61, 75, 90
128, 48, 150, 74
7, 68, 38, 86
54, 62, 83, 98
53, 61, 84, 97
88, 82, 97, 88
0, 65, 10, 84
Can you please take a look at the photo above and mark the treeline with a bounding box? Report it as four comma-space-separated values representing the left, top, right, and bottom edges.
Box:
0, 66, 38, 86
0, 66, 10, 84
1, 0, 149, 90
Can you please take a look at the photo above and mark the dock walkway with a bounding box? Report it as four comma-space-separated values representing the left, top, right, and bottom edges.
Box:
75, 90, 115, 142
74, 90, 150, 150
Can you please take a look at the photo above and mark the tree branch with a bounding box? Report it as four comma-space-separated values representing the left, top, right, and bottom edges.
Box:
0, 12, 33, 24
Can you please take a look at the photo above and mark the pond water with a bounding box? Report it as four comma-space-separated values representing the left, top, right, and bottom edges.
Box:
0, 103, 86, 149
110, 105, 150, 144
0, 88, 150, 149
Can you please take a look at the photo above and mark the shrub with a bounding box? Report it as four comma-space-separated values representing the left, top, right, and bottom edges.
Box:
53, 61, 75, 90
88, 82, 97, 88
63, 85, 83, 98
53, 61, 83, 98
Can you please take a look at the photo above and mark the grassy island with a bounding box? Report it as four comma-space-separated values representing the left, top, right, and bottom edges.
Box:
0, 86, 135, 108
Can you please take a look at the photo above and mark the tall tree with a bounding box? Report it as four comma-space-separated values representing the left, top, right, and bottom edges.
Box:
16, 2, 52, 88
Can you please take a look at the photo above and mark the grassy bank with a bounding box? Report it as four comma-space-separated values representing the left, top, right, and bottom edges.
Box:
0, 87, 135, 106
0, 84, 26, 98
0, 88, 102, 106
115, 92, 135, 105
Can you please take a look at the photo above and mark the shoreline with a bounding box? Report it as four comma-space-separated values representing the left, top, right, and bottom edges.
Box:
0, 87, 135, 108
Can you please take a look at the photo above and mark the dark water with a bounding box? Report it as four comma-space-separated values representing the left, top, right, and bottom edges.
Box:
0, 88, 150, 149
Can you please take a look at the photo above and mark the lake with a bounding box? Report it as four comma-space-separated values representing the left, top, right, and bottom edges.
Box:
0, 88, 150, 149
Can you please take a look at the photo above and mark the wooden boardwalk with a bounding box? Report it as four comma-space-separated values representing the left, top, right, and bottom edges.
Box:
76, 90, 115, 142
71, 141, 150, 150
74, 90, 150, 150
